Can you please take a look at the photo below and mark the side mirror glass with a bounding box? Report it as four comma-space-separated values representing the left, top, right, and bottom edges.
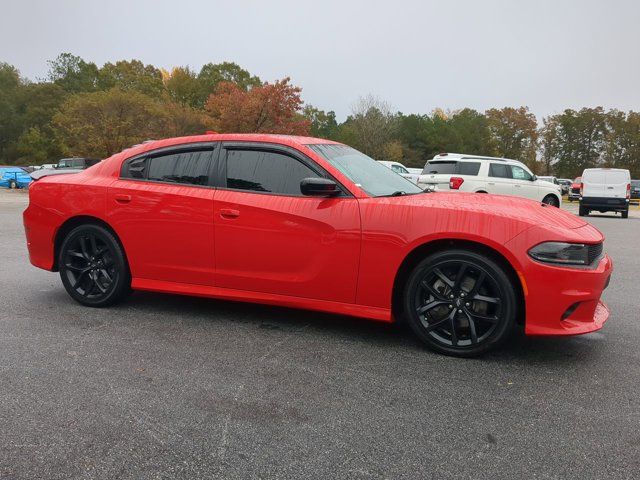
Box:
531, 174, 537, 181
300, 177, 340, 197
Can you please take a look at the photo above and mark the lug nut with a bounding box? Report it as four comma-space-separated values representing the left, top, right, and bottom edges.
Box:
448, 304, 453, 309
458, 309, 463, 313
465, 302, 470, 307
449, 294, 455, 299
460, 292, 466, 298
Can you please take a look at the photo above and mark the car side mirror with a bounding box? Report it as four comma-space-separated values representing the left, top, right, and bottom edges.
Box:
531, 175, 537, 181
300, 177, 340, 197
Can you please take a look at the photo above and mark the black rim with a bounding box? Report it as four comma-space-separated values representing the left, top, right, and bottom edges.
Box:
543, 197, 557, 206
62, 232, 117, 299
414, 260, 503, 348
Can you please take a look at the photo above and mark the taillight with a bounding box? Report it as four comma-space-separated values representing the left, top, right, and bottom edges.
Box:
580, 182, 583, 196
449, 177, 464, 190
627, 183, 631, 199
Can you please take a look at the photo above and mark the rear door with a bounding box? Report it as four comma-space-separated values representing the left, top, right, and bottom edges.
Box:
487, 163, 513, 195
605, 170, 630, 198
107, 144, 217, 286
582, 170, 607, 198
212, 143, 361, 303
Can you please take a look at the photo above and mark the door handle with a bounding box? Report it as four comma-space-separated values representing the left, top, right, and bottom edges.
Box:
220, 208, 240, 218
114, 194, 131, 203
488, 182, 495, 185
514, 184, 521, 188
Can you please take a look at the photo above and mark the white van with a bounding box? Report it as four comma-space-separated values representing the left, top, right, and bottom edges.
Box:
579, 168, 631, 218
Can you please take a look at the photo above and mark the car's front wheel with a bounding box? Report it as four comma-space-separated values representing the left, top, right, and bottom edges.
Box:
58, 224, 131, 307
542, 195, 559, 207
402, 249, 516, 357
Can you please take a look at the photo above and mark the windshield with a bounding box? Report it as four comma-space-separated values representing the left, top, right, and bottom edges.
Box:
307, 144, 423, 197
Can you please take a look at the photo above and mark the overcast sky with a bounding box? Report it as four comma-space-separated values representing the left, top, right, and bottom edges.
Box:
1, 0, 638, 120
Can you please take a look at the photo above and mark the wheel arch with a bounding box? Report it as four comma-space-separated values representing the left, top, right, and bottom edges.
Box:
391, 238, 526, 326
53, 215, 128, 272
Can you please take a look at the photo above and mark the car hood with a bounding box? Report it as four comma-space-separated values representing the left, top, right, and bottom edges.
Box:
386, 191, 588, 230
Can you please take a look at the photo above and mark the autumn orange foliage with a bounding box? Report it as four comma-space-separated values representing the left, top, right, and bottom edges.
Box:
205, 77, 310, 135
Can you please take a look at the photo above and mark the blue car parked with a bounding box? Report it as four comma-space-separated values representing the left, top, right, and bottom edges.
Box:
0, 167, 32, 189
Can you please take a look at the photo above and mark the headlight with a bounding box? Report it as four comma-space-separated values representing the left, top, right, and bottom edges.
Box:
528, 242, 589, 266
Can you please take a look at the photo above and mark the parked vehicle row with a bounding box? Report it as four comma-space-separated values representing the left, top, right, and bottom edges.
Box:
24, 134, 612, 357
415, 153, 562, 206
0, 166, 32, 189
578, 168, 631, 218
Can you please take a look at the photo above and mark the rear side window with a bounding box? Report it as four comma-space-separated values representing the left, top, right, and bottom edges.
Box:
489, 163, 511, 179
423, 161, 457, 175
121, 149, 213, 186
225, 149, 318, 195
457, 162, 481, 176
391, 164, 409, 174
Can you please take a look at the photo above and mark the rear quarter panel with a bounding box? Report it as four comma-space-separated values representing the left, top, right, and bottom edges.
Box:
23, 169, 110, 270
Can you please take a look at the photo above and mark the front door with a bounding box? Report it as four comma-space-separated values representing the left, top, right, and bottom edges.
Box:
510, 164, 539, 201
213, 144, 361, 304
107, 144, 217, 286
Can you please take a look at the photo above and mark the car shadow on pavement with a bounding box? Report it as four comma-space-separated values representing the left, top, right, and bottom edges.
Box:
91, 290, 607, 366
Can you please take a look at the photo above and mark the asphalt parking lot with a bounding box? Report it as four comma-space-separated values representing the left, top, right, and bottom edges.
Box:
1, 189, 639, 480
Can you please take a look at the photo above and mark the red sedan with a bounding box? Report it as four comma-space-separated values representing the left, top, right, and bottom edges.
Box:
23, 134, 612, 356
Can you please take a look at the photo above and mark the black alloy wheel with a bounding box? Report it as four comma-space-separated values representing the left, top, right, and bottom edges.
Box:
59, 224, 130, 307
403, 250, 516, 356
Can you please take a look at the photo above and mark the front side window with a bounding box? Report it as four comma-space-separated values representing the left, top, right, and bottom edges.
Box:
489, 163, 511, 179
511, 165, 533, 181
391, 164, 409, 174
147, 150, 211, 185
309, 144, 422, 197
225, 149, 318, 196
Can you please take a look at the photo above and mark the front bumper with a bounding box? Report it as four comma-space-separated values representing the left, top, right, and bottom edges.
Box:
521, 254, 612, 336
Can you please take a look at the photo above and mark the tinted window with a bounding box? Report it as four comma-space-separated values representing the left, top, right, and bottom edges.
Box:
511, 165, 533, 181
457, 162, 481, 176
226, 149, 318, 195
423, 161, 456, 175
146, 150, 212, 185
123, 157, 147, 179
489, 163, 511, 179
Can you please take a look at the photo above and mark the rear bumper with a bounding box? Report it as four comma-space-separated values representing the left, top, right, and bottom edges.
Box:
580, 196, 629, 211
522, 254, 613, 336
23, 203, 59, 271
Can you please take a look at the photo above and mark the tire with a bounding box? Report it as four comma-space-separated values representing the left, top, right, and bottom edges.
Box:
58, 224, 131, 307
578, 206, 588, 216
401, 249, 516, 357
622, 209, 629, 219
9, 180, 17, 189
568, 198, 574, 202
542, 195, 559, 207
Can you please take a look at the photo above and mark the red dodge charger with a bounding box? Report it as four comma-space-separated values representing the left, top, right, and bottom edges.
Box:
23, 134, 612, 356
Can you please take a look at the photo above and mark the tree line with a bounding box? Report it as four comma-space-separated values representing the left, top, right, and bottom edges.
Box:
1, 53, 638, 178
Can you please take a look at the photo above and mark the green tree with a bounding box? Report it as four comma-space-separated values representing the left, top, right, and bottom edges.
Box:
47, 53, 100, 93
99, 60, 164, 98
542, 107, 607, 177
197, 62, 260, 105
339, 95, 397, 159
303, 105, 339, 139
53, 88, 161, 157
163, 66, 201, 107
486, 106, 538, 169
0, 62, 24, 162
603, 110, 640, 177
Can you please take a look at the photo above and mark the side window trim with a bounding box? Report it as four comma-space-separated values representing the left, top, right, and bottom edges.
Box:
217, 142, 352, 197
119, 142, 219, 188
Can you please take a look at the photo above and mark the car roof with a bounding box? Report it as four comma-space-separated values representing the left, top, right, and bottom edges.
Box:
431, 153, 512, 162
119, 133, 341, 159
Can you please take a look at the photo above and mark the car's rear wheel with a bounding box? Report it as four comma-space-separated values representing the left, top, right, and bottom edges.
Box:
9, 179, 17, 189
622, 209, 629, 219
579, 205, 588, 216
58, 224, 130, 307
542, 195, 559, 207
402, 249, 516, 357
